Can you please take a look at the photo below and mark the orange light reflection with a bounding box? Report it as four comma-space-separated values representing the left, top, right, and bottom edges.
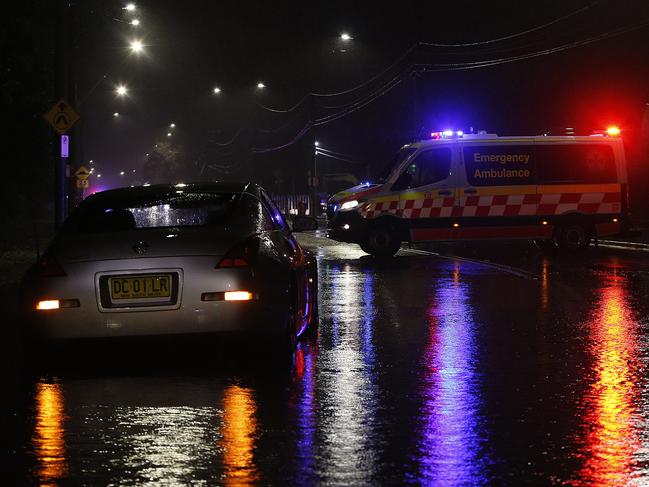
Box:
575, 276, 640, 485
222, 385, 259, 485
33, 382, 67, 485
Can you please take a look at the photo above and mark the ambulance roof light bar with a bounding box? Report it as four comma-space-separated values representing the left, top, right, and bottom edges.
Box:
590, 126, 621, 137
430, 130, 465, 140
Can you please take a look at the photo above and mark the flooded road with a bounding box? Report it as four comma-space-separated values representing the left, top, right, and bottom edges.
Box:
7, 232, 649, 485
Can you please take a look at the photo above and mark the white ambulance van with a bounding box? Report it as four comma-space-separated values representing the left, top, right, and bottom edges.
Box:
327, 131, 630, 257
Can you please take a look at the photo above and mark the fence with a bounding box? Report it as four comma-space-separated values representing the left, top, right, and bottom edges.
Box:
270, 194, 313, 217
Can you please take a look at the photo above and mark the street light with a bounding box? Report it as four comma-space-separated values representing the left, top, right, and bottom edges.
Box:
130, 19, 140, 27
257, 82, 266, 89
129, 39, 144, 54
167, 132, 172, 137
116, 85, 128, 96
314, 141, 320, 147
113, 112, 119, 117
213, 86, 221, 94
169, 123, 175, 128
124, 3, 136, 11
340, 32, 352, 41
120, 171, 125, 176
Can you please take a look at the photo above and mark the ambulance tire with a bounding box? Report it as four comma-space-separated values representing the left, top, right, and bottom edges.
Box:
364, 223, 402, 258
534, 239, 558, 254
359, 242, 372, 254
556, 224, 591, 252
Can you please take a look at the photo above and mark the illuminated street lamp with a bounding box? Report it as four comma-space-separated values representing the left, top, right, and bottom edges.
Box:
130, 19, 140, 27
340, 32, 352, 41
169, 123, 176, 128
97, 174, 102, 178
167, 132, 172, 137
129, 39, 144, 54
124, 3, 136, 12
120, 171, 125, 176
314, 141, 320, 147
257, 82, 266, 89
113, 112, 119, 117
116, 85, 128, 96
213, 86, 221, 94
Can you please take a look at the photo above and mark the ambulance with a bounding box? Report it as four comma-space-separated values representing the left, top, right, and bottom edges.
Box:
327, 129, 630, 257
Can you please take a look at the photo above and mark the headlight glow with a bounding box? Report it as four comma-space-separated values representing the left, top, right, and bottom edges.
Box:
340, 200, 359, 210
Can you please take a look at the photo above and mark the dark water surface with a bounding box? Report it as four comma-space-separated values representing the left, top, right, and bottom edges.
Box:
8, 234, 649, 485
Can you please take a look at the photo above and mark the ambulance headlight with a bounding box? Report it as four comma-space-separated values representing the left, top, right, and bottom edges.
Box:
340, 200, 359, 211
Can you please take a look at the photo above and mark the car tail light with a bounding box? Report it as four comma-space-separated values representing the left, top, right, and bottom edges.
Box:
216, 236, 259, 269
36, 300, 59, 310
35, 299, 79, 310
224, 291, 253, 301
39, 254, 67, 277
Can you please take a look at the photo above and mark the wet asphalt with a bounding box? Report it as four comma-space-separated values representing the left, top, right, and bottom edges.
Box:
5, 231, 649, 485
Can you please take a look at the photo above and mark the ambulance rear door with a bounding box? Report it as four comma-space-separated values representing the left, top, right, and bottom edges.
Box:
389, 144, 459, 242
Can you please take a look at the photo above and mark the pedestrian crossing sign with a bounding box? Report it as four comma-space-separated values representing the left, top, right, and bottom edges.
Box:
44, 99, 80, 134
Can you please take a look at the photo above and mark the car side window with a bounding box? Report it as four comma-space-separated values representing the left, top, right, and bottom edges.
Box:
392, 148, 452, 190
260, 190, 289, 232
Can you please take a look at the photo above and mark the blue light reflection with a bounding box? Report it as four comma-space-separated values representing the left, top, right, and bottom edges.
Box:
414, 262, 490, 485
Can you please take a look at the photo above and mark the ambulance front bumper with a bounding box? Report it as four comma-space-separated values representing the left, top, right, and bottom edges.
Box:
326, 210, 365, 243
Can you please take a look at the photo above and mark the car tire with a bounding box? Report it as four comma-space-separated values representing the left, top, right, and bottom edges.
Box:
556, 224, 590, 252
363, 223, 401, 258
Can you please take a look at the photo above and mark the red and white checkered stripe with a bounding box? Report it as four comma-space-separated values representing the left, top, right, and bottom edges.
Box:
360, 192, 621, 219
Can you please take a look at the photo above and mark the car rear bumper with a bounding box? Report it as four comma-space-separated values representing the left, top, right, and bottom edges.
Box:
24, 300, 287, 341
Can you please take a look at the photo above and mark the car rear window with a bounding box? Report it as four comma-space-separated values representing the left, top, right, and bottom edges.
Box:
72, 191, 258, 233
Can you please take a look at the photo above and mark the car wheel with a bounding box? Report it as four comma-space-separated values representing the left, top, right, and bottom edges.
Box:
363, 223, 401, 258
556, 224, 590, 252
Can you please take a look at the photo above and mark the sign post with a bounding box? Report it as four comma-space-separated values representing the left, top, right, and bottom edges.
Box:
44, 99, 80, 228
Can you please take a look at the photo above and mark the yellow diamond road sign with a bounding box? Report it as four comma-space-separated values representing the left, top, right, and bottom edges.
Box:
44, 99, 80, 134
75, 165, 90, 180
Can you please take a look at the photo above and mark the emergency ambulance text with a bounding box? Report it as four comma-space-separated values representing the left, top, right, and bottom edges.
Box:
473, 168, 531, 179
473, 153, 530, 165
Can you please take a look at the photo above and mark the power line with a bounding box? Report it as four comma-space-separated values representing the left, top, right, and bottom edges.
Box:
419, 1, 602, 48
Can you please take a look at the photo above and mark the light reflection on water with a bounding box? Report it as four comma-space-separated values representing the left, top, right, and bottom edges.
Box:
221, 385, 259, 485
413, 261, 490, 485
572, 273, 643, 486
318, 263, 379, 484
32, 382, 67, 485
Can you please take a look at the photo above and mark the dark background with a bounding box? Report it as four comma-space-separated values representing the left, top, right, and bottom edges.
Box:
3, 0, 649, 247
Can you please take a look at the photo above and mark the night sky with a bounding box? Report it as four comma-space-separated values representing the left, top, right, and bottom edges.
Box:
28, 1, 649, 193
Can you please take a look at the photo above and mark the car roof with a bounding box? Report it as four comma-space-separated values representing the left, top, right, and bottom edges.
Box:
87, 182, 260, 202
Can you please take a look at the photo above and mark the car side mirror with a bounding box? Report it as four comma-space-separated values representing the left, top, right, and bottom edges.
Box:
291, 215, 318, 232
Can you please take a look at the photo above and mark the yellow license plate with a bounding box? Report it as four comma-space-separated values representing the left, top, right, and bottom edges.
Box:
109, 275, 171, 300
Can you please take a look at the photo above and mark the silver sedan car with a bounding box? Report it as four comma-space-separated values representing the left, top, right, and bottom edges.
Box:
22, 182, 318, 354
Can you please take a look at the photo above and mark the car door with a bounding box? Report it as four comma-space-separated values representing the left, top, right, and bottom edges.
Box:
390, 145, 457, 242
259, 190, 310, 329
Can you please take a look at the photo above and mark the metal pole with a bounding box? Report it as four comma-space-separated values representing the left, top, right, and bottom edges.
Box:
55, 0, 70, 228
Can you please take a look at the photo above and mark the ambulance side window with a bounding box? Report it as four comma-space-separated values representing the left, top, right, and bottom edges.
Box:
536, 145, 616, 184
392, 148, 452, 190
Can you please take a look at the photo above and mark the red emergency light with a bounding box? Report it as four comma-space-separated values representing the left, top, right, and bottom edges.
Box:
605, 126, 621, 137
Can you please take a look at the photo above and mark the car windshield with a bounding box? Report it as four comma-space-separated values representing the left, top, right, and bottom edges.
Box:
67, 190, 255, 234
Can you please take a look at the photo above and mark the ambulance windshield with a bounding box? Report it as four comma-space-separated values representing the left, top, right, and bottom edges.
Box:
376, 148, 417, 183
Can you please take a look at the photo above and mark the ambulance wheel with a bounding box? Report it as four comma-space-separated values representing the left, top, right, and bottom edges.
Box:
534, 239, 558, 254
556, 224, 590, 252
364, 224, 401, 258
